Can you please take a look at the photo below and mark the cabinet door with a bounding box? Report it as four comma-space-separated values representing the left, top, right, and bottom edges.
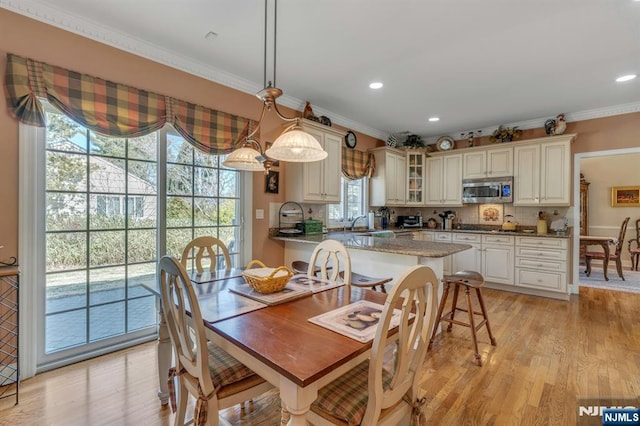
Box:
394, 154, 407, 204
539, 141, 569, 205
321, 132, 342, 202
462, 151, 487, 179
302, 126, 326, 202
406, 151, 425, 204
486, 147, 513, 178
483, 244, 514, 284
513, 144, 540, 205
452, 242, 482, 272
425, 156, 443, 205
442, 154, 462, 205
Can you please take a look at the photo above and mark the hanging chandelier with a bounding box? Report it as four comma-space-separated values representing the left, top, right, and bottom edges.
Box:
223, 0, 327, 172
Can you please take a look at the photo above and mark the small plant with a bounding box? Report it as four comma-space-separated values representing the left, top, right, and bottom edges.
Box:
404, 134, 425, 148
489, 125, 523, 143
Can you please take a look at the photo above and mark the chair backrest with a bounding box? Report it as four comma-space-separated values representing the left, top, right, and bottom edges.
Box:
158, 255, 215, 398
634, 219, 640, 243
307, 239, 351, 284
181, 236, 232, 273
362, 265, 437, 425
615, 217, 630, 255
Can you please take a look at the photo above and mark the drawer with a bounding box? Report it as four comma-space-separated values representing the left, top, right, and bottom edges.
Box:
435, 233, 452, 242
516, 236, 568, 249
515, 257, 566, 273
516, 246, 566, 262
453, 233, 481, 243
515, 268, 565, 292
482, 234, 514, 245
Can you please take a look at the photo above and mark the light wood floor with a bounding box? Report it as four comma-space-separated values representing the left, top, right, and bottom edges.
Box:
1, 286, 639, 425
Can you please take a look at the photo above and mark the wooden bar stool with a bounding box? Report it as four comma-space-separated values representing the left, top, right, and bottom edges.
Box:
429, 270, 496, 366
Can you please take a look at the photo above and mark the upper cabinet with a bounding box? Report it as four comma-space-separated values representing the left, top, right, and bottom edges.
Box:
285, 120, 342, 203
463, 146, 513, 179
370, 147, 406, 206
513, 135, 574, 206
406, 150, 426, 205
425, 153, 463, 206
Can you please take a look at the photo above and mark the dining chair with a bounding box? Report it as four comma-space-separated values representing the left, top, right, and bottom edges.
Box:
628, 218, 640, 271
158, 255, 272, 426
306, 265, 438, 425
306, 239, 352, 284
585, 217, 630, 280
181, 236, 232, 273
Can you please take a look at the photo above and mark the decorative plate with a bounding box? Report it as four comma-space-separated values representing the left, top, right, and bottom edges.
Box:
436, 136, 455, 151
320, 115, 332, 126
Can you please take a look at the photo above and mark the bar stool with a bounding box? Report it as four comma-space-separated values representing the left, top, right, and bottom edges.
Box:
429, 270, 496, 366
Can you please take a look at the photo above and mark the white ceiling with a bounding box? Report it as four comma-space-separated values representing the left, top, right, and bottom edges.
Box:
3, 0, 640, 141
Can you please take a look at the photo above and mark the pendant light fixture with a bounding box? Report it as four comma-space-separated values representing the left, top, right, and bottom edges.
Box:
224, 0, 327, 172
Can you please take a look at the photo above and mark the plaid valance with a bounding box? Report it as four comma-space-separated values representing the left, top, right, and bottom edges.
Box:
342, 147, 375, 180
4, 53, 252, 154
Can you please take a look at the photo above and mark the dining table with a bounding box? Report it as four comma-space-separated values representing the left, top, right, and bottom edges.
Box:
579, 235, 616, 281
143, 269, 390, 426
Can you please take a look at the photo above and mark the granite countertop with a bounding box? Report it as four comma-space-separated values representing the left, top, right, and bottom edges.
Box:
271, 232, 472, 258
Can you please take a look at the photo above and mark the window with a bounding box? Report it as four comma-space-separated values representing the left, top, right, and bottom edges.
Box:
328, 177, 368, 224
31, 106, 246, 370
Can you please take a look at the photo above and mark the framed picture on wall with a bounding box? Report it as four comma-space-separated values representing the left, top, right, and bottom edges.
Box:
611, 186, 640, 207
265, 170, 279, 194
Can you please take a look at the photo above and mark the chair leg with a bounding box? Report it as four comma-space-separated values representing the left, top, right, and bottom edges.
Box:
585, 256, 591, 276
616, 257, 625, 281
464, 286, 481, 366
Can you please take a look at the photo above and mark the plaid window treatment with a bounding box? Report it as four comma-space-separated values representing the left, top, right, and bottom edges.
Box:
342, 147, 375, 180
4, 53, 252, 154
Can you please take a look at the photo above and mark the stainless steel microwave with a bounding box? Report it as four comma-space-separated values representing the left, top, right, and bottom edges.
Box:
462, 176, 513, 203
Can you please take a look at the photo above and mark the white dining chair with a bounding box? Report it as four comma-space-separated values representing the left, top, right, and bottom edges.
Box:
181, 236, 232, 273
306, 264, 438, 425
158, 255, 272, 426
306, 239, 352, 285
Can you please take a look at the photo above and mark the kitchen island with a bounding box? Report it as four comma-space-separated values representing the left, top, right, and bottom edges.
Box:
272, 232, 472, 290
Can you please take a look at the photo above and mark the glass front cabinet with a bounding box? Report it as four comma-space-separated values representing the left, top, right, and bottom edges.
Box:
406, 150, 425, 205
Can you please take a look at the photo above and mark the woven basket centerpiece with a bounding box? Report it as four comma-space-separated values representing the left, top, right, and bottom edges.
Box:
242, 260, 293, 294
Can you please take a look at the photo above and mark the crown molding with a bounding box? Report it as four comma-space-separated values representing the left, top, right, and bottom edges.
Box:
0, 0, 388, 140
424, 101, 640, 145
2, 0, 636, 144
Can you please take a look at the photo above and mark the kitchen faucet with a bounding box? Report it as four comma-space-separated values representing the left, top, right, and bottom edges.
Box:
350, 215, 367, 231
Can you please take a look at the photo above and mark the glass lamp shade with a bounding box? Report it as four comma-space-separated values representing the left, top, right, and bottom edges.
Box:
221, 146, 265, 171
266, 129, 328, 162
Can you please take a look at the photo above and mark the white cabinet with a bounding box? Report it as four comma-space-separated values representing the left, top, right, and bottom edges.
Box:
370, 147, 406, 206
515, 236, 567, 293
431, 232, 453, 275
285, 120, 342, 203
425, 154, 462, 206
463, 146, 513, 179
451, 233, 514, 285
513, 136, 573, 206
406, 150, 425, 205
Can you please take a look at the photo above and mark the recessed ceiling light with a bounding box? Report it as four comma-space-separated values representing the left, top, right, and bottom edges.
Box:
369, 82, 383, 89
616, 74, 637, 82
428, 117, 440, 122
205, 31, 218, 40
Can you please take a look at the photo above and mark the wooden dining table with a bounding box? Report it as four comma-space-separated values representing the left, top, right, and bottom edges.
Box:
144, 270, 389, 426
579, 235, 616, 281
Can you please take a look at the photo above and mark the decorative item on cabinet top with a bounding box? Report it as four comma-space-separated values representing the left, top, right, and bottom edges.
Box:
544, 113, 567, 136
489, 125, 522, 143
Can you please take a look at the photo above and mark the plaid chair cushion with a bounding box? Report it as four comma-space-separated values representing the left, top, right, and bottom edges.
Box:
311, 360, 392, 426
206, 342, 256, 390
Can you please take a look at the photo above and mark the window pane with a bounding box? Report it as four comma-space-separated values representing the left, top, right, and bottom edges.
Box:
89, 132, 126, 158
128, 262, 156, 297
194, 198, 218, 226
128, 296, 156, 332
128, 133, 157, 161
46, 271, 87, 313
194, 167, 218, 196
195, 149, 218, 167
47, 193, 86, 231
166, 228, 193, 258
46, 114, 87, 151
46, 310, 87, 352
89, 266, 126, 305
90, 230, 126, 267
47, 231, 87, 272
167, 133, 194, 164
90, 302, 125, 341
46, 151, 87, 192
128, 195, 157, 228
219, 199, 238, 226
128, 160, 157, 195
219, 170, 238, 197
90, 194, 126, 229
90, 157, 126, 193
128, 229, 157, 263
166, 196, 193, 227
167, 164, 193, 196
